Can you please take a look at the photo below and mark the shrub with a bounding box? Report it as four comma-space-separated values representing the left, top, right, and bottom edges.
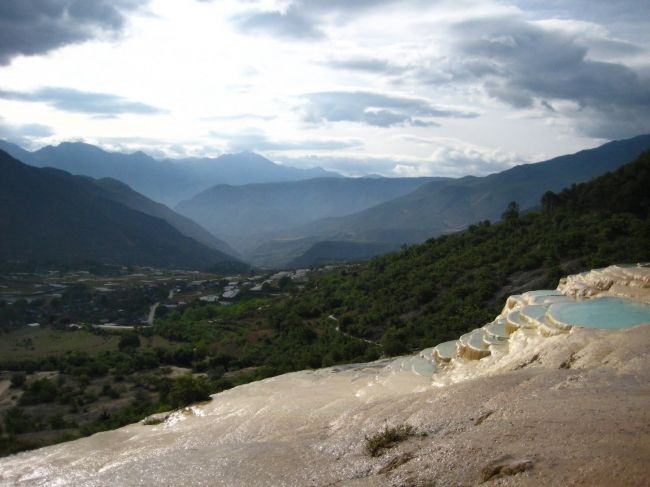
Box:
19, 378, 59, 405
10, 372, 25, 388
167, 375, 211, 409
118, 333, 141, 352
3, 407, 34, 434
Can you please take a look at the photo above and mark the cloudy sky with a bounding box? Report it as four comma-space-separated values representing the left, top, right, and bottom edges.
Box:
1, 0, 649, 177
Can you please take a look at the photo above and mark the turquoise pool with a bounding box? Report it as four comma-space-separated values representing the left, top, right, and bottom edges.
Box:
548, 297, 650, 330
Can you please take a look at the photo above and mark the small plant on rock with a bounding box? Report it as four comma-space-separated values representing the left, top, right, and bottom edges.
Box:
364, 423, 415, 457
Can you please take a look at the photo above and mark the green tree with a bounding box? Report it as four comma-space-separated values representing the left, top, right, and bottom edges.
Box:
501, 201, 520, 222
541, 190, 560, 213
118, 333, 141, 352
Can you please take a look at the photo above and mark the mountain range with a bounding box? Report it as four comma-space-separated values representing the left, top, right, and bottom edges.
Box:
249, 134, 650, 267
3, 134, 650, 270
175, 176, 441, 253
0, 140, 338, 207
0, 150, 245, 271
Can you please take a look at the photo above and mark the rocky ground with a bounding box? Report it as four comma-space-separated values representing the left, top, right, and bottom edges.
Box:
0, 320, 649, 486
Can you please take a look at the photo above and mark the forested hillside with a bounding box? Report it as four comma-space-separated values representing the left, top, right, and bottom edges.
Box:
270, 150, 650, 355
157, 151, 650, 374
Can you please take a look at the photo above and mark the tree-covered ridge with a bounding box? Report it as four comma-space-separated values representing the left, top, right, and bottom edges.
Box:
276, 151, 650, 353
158, 150, 650, 368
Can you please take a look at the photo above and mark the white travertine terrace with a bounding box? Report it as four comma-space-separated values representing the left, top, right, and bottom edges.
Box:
1, 266, 649, 486
558, 263, 650, 302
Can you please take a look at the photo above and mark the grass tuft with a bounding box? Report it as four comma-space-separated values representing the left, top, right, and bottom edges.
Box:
364, 423, 415, 457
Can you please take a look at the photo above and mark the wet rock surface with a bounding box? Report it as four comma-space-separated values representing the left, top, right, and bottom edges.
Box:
478, 455, 534, 483
0, 324, 649, 486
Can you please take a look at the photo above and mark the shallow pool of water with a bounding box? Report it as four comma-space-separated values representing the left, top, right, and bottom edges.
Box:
549, 297, 650, 330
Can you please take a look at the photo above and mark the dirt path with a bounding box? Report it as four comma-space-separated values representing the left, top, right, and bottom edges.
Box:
147, 302, 160, 325
0, 380, 10, 397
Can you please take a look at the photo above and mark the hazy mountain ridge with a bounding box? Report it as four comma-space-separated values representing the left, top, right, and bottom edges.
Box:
0, 150, 245, 271
287, 240, 397, 268
4, 134, 650, 271
87, 177, 241, 258
176, 176, 441, 253
0, 141, 340, 206
272, 134, 650, 267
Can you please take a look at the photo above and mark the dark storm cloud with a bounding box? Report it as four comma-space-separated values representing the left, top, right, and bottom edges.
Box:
301, 91, 477, 127
0, 0, 148, 65
0, 87, 164, 116
306, 5, 650, 139
447, 16, 650, 138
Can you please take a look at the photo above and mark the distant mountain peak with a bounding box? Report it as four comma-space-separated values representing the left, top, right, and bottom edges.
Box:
216, 151, 277, 165
3, 140, 341, 206
55, 141, 105, 152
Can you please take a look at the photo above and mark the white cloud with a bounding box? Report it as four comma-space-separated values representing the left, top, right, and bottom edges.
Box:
0, 0, 648, 175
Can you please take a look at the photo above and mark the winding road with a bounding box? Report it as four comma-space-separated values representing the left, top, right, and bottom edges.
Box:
147, 302, 160, 325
